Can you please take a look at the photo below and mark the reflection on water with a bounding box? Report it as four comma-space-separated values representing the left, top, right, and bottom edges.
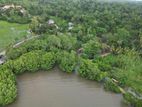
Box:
7, 68, 127, 107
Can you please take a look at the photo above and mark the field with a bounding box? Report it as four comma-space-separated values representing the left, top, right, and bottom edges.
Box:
0, 21, 29, 51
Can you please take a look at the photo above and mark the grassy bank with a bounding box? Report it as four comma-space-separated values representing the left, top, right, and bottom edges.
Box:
0, 21, 29, 51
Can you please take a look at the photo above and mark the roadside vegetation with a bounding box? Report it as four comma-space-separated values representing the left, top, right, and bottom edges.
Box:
0, 0, 142, 107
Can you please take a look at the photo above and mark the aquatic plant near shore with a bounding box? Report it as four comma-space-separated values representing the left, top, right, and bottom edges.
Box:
58, 51, 77, 73
78, 58, 108, 82
5, 50, 56, 74
104, 77, 121, 93
123, 91, 142, 107
0, 65, 17, 106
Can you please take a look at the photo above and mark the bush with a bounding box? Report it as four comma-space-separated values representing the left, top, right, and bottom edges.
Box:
104, 78, 121, 93
123, 92, 142, 107
93, 54, 123, 72
5, 50, 56, 74
6, 39, 48, 60
40, 52, 56, 70
78, 58, 107, 81
6, 34, 77, 60
0, 66, 17, 106
81, 38, 101, 59
6, 51, 41, 74
58, 51, 77, 73
45, 35, 77, 51
58, 35, 77, 51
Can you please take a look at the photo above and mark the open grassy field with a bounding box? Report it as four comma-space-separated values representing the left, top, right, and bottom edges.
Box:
0, 21, 29, 51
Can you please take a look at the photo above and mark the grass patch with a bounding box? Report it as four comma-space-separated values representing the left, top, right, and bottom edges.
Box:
0, 21, 29, 51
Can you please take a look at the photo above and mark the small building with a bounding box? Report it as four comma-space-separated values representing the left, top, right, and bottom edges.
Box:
68, 22, 74, 30
1, 4, 15, 11
47, 19, 59, 29
20, 9, 27, 16
68, 22, 74, 26
48, 19, 55, 25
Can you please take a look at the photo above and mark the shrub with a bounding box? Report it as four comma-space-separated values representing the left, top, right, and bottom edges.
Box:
0, 66, 17, 106
78, 59, 107, 81
104, 78, 121, 93
123, 92, 142, 107
6, 34, 77, 60
6, 39, 48, 60
81, 38, 101, 59
45, 35, 77, 51
93, 54, 123, 72
58, 51, 77, 73
8, 51, 42, 74
40, 52, 56, 70
5, 50, 56, 74
6, 46, 27, 60
58, 35, 77, 51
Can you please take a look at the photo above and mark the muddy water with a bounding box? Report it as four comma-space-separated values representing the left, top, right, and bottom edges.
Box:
8, 68, 127, 107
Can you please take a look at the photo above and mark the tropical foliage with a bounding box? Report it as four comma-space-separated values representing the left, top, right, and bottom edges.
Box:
0, 0, 142, 106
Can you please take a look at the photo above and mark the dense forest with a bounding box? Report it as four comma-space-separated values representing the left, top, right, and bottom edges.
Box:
0, 0, 142, 107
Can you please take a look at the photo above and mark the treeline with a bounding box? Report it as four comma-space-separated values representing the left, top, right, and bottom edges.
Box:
26, 0, 142, 51
6, 34, 77, 59
1, 0, 142, 51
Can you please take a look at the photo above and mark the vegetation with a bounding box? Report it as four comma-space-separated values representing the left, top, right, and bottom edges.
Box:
0, 4, 30, 24
5, 50, 56, 74
104, 77, 121, 93
58, 51, 77, 73
0, 21, 28, 51
0, 65, 17, 106
6, 34, 77, 59
0, 50, 56, 106
0, 0, 142, 106
123, 91, 142, 107
81, 37, 101, 59
78, 58, 107, 82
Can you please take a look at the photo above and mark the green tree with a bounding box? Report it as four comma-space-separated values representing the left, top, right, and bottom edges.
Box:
82, 38, 101, 59
58, 51, 77, 73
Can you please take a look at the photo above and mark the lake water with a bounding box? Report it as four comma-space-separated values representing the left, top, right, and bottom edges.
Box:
7, 68, 127, 107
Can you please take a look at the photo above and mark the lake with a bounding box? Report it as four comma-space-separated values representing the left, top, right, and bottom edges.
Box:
7, 68, 127, 107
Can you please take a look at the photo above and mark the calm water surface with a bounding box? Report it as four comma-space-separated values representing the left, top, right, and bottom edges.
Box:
7, 68, 127, 107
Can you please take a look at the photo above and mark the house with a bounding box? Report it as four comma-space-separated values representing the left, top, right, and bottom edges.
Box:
48, 19, 59, 29
68, 22, 74, 30
48, 19, 55, 25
